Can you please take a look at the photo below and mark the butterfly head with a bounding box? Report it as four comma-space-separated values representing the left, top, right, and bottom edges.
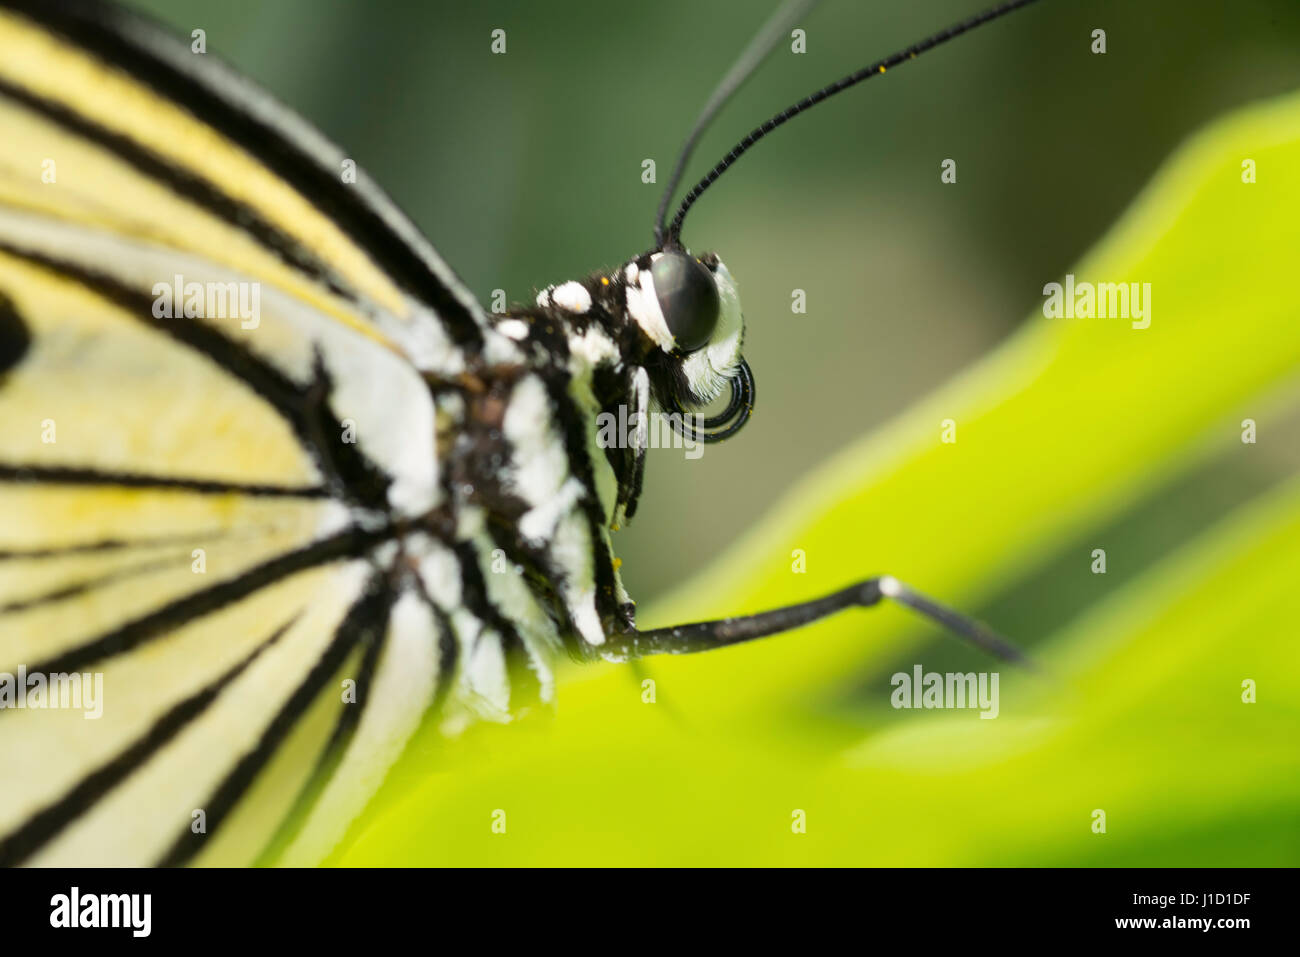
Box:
514, 246, 751, 529
619, 248, 748, 421
527, 246, 751, 438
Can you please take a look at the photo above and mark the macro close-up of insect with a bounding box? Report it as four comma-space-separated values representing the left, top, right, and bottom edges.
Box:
1, 0, 1299, 914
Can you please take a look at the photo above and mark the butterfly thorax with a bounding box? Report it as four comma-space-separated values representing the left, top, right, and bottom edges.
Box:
419, 251, 746, 671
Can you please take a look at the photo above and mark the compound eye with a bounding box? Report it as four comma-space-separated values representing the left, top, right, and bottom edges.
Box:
651, 250, 720, 352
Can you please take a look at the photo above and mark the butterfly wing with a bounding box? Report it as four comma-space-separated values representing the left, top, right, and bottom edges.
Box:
0, 0, 476, 865
0, 0, 489, 366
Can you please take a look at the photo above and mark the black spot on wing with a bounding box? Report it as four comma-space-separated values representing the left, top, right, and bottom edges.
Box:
0, 291, 30, 375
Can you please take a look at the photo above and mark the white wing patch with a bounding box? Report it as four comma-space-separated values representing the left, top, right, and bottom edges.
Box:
496, 318, 529, 340
550, 280, 592, 314
502, 375, 571, 511
500, 374, 605, 647
568, 325, 620, 368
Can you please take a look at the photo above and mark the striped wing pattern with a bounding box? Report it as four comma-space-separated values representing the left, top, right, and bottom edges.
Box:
0, 0, 626, 865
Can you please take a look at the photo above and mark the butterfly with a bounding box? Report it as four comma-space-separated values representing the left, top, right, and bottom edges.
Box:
0, 0, 1042, 865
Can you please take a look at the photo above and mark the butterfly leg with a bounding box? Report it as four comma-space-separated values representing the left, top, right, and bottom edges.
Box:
602, 576, 1033, 667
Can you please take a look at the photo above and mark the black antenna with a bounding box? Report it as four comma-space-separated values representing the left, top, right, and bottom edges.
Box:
654, 0, 822, 248
666, 0, 1045, 244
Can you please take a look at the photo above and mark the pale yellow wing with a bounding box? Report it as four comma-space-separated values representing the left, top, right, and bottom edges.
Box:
0, 0, 467, 865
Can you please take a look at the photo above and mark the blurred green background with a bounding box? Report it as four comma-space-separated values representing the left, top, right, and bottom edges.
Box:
120, 0, 1300, 865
